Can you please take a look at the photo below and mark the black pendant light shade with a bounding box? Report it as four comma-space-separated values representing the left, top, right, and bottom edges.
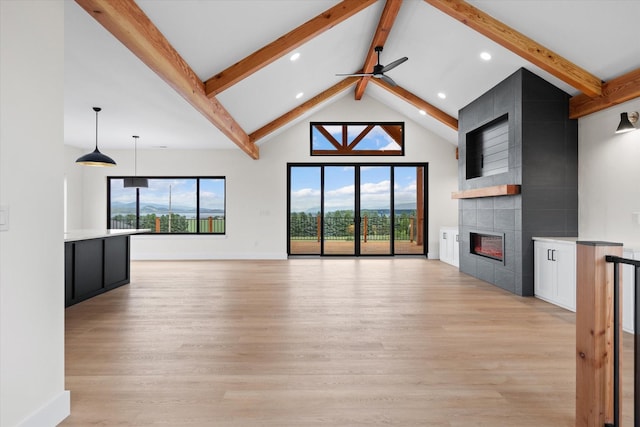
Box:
123, 177, 149, 188
76, 107, 117, 167
123, 135, 148, 188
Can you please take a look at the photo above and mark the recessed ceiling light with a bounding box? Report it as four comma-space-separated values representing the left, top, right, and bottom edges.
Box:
438, 92, 446, 99
290, 52, 301, 62
296, 92, 304, 99
418, 110, 427, 116
480, 52, 492, 61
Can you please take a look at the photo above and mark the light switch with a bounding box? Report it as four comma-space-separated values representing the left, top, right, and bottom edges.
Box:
0, 205, 8, 231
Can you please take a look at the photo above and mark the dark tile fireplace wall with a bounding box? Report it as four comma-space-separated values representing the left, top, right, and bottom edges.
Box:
457, 68, 578, 296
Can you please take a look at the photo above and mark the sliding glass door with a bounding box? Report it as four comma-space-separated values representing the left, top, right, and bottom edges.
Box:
288, 163, 427, 257
323, 166, 355, 255
359, 166, 391, 255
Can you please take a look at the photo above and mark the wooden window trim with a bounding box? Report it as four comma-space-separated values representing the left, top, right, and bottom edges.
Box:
310, 122, 404, 156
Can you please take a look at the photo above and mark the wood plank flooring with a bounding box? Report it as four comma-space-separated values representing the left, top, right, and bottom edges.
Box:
62, 259, 635, 426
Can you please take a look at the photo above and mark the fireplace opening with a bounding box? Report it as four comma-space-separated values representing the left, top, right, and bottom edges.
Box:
470, 232, 504, 262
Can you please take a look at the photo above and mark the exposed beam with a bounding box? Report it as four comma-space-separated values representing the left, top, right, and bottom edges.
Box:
423, 0, 603, 98
570, 68, 640, 118
249, 77, 360, 143
75, 0, 259, 159
354, 0, 403, 100
371, 79, 458, 130
205, 0, 377, 97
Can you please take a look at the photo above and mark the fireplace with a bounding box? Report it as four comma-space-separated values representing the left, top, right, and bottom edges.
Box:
470, 232, 504, 263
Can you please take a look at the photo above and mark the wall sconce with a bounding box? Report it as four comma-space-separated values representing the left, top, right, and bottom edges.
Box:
616, 111, 639, 134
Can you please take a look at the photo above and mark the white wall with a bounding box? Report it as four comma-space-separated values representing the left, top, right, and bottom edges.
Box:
0, 1, 69, 426
68, 95, 459, 259
579, 98, 640, 248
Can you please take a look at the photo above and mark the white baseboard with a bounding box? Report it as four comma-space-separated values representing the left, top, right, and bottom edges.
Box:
18, 390, 70, 427
131, 252, 288, 261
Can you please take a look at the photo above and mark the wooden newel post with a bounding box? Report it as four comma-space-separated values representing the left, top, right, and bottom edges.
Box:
575, 241, 623, 427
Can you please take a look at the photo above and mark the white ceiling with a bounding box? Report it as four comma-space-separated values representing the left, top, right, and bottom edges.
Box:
64, 0, 640, 152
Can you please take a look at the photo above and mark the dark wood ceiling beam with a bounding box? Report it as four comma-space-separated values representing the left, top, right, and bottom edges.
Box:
354, 0, 403, 100
249, 77, 360, 143
205, 0, 377, 97
74, 0, 258, 159
570, 68, 640, 118
423, 0, 603, 98
371, 78, 458, 130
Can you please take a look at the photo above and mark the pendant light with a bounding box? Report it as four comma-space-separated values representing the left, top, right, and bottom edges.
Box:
123, 135, 148, 188
76, 107, 116, 167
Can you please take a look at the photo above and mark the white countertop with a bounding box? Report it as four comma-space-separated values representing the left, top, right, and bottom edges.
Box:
532, 236, 579, 244
64, 229, 150, 242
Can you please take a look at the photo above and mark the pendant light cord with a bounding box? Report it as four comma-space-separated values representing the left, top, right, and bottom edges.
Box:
133, 135, 139, 176
93, 106, 101, 151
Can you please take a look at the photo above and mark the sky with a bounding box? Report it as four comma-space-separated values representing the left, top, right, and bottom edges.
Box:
290, 166, 420, 213
110, 178, 225, 212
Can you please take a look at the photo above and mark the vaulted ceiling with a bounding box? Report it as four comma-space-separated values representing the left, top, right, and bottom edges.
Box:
64, 0, 640, 159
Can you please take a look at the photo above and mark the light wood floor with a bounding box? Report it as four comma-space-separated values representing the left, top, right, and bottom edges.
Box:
62, 259, 636, 426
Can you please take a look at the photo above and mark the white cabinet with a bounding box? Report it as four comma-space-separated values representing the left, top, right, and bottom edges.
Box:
440, 227, 459, 267
534, 238, 577, 312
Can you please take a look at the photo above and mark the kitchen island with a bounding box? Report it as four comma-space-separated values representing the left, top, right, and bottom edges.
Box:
64, 229, 148, 307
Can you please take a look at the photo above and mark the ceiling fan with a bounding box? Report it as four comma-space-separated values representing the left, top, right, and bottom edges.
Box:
336, 46, 408, 86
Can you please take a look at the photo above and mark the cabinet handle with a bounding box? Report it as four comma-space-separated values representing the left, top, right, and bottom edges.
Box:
547, 249, 551, 261
455, 234, 459, 242
443, 233, 447, 239
551, 249, 556, 262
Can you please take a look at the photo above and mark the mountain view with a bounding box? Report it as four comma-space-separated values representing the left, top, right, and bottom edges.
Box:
111, 201, 224, 215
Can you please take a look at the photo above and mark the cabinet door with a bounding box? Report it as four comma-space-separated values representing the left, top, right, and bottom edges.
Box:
452, 232, 460, 267
534, 242, 555, 300
74, 239, 104, 300
554, 243, 576, 311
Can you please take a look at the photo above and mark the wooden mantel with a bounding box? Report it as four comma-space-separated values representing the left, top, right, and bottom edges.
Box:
452, 184, 520, 199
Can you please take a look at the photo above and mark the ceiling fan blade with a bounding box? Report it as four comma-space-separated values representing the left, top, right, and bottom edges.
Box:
381, 56, 408, 73
335, 73, 374, 77
379, 74, 398, 86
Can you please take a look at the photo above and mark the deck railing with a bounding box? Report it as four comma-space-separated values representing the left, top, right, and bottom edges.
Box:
605, 255, 640, 427
110, 216, 225, 233
289, 215, 416, 241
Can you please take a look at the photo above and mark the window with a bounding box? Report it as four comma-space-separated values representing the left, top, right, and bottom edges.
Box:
310, 122, 404, 156
107, 177, 225, 234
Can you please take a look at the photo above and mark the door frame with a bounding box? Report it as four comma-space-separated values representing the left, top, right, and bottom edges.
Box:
287, 162, 428, 257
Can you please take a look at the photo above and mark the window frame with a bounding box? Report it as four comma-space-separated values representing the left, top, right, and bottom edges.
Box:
310, 121, 405, 156
107, 176, 226, 235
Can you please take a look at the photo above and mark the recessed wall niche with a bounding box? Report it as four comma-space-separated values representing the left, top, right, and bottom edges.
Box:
465, 114, 509, 179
